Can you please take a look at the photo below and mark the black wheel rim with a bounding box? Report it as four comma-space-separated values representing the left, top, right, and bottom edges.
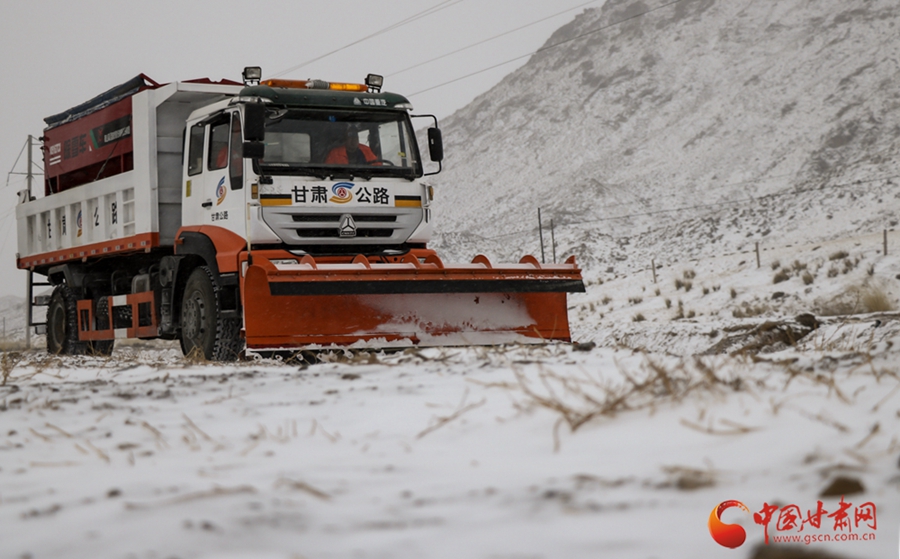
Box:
182, 290, 206, 343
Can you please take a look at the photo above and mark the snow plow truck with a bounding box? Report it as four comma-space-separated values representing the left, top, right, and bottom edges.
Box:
16, 68, 584, 360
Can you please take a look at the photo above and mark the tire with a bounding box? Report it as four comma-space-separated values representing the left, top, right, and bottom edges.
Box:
47, 287, 116, 356
180, 266, 242, 361
47, 286, 88, 355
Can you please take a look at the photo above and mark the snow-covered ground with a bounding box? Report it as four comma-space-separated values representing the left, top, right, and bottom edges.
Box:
2, 240, 899, 559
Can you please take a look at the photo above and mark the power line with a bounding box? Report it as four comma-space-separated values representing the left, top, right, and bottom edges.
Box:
408, 0, 689, 97
387, 0, 603, 79
271, 0, 466, 79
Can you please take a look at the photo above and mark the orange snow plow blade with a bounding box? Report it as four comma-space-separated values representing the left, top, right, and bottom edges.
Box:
241, 250, 584, 350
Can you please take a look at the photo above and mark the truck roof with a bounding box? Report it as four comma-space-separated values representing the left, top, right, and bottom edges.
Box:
43, 74, 160, 130
238, 84, 413, 111
43, 75, 243, 130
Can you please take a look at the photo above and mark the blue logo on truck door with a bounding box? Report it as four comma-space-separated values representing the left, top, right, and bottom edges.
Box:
216, 177, 226, 205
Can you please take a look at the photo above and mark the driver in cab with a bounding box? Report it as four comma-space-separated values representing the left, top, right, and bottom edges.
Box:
325, 126, 378, 165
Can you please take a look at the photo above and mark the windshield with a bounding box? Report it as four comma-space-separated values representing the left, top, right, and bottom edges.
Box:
257, 109, 421, 180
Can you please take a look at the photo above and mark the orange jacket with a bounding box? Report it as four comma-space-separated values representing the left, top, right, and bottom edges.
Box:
325, 144, 377, 164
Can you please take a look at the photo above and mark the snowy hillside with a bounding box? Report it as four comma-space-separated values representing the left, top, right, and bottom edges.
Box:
429, 0, 900, 275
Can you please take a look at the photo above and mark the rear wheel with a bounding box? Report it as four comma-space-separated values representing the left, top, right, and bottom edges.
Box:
180, 267, 241, 361
47, 287, 116, 356
47, 286, 88, 355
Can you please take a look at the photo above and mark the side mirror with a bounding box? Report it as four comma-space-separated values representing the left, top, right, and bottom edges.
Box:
244, 103, 266, 142
242, 141, 265, 159
427, 127, 443, 162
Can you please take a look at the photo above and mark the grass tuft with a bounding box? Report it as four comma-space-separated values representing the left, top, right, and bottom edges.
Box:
829, 250, 849, 261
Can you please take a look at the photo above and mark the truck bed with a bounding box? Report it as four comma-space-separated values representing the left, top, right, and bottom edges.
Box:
17, 80, 242, 271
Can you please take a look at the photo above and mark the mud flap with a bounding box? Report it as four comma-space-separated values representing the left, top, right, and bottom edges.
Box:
241, 253, 584, 349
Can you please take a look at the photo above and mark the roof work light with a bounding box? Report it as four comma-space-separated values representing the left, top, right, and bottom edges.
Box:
366, 74, 384, 93
242, 67, 262, 86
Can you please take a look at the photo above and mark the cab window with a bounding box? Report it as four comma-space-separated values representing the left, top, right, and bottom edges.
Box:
187, 124, 205, 176
229, 113, 243, 190
207, 116, 231, 171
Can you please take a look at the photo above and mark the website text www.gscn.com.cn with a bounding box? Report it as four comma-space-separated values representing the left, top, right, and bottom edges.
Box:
771, 532, 877, 545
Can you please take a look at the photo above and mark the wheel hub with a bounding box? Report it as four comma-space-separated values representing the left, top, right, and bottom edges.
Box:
182, 292, 206, 340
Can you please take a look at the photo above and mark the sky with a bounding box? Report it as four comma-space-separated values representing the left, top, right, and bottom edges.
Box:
0, 0, 604, 300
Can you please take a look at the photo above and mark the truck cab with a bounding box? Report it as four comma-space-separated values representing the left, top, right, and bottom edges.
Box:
181, 80, 438, 254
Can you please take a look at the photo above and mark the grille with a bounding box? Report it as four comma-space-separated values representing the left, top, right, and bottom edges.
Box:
261, 206, 420, 245
298, 228, 394, 238
290, 214, 396, 223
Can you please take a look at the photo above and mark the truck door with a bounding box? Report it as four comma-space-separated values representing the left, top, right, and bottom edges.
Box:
183, 111, 246, 237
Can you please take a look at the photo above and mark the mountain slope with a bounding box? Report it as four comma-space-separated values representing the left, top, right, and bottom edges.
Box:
429, 0, 900, 273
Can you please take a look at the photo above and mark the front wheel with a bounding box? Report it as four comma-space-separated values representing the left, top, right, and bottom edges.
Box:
180, 267, 242, 361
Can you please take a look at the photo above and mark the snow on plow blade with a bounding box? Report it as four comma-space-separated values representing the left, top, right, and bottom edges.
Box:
242, 251, 585, 349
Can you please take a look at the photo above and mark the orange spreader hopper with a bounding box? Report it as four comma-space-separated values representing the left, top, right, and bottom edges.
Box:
241, 249, 585, 349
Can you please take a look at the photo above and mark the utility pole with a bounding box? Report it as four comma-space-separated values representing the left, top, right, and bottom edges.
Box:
538, 208, 545, 264
550, 219, 556, 264
25, 135, 33, 349
26, 134, 33, 199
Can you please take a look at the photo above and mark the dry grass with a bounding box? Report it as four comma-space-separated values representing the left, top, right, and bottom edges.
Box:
0, 351, 67, 386
816, 284, 896, 316
181, 346, 209, 366
860, 286, 894, 312
732, 302, 771, 318
829, 250, 849, 261
660, 464, 717, 490
1, 351, 24, 385
416, 395, 485, 439
495, 357, 743, 450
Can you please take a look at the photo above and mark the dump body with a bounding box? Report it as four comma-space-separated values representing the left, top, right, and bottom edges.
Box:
42, 75, 157, 195
17, 78, 242, 269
